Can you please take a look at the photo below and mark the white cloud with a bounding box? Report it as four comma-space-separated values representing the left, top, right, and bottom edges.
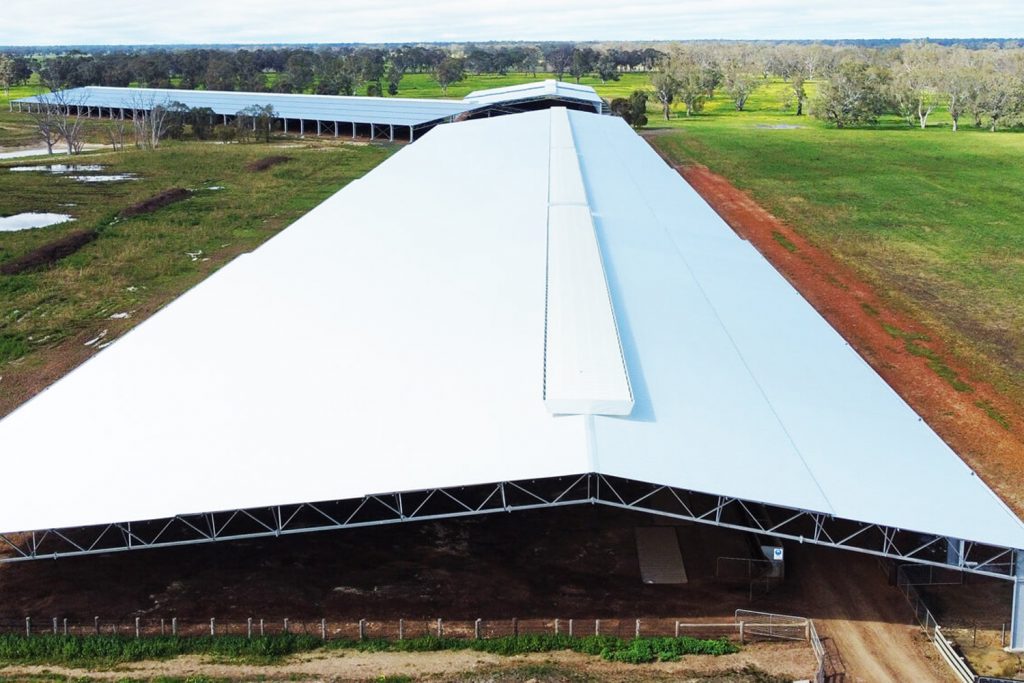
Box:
3, 0, 1022, 45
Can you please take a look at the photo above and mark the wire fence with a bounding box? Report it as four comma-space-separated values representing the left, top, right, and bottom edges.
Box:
0, 614, 820, 645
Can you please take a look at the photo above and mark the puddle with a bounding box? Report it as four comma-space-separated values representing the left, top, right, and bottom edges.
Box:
0, 212, 75, 231
70, 174, 139, 183
9, 164, 106, 173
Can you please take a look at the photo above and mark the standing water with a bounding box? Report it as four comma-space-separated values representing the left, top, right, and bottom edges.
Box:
0, 213, 75, 231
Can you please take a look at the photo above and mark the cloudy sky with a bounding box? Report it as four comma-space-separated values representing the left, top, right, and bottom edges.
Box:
3, 0, 1022, 45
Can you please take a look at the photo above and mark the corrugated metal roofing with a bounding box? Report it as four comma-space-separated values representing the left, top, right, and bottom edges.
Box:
0, 108, 1022, 552
465, 79, 603, 106
14, 86, 475, 127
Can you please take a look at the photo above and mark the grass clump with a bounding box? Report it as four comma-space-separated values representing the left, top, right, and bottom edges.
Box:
976, 400, 1011, 430
771, 231, 798, 253
0, 633, 739, 667
0, 333, 31, 363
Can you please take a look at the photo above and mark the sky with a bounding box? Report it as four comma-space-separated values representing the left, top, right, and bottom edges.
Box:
3, 0, 1023, 46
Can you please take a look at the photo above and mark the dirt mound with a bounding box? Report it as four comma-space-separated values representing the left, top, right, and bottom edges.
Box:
0, 230, 99, 275
247, 155, 292, 172
119, 188, 191, 218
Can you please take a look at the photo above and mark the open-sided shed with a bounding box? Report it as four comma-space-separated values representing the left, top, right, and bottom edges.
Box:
2, 106, 1023, 646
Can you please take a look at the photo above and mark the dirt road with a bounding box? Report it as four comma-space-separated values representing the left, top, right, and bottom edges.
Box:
788, 545, 953, 682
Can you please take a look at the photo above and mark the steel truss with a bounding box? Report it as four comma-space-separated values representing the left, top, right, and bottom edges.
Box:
0, 473, 1017, 581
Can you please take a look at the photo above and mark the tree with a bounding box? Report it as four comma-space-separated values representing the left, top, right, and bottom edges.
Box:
129, 94, 173, 150
26, 98, 62, 155
790, 73, 807, 115
0, 55, 14, 96
650, 70, 679, 120
610, 90, 648, 128
235, 104, 276, 143
596, 53, 620, 83
723, 70, 758, 111
569, 47, 596, 83
891, 43, 942, 128
386, 63, 404, 96
812, 61, 890, 128
543, 44, 574, 80
433, 57, 465, 96
940, 48, 978, 132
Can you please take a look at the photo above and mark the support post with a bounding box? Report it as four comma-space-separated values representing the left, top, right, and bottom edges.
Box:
260, 619, 264, 636
334, 122, 338, 138
568, 619, 574, 637
946, 538, 965, 567
316, 120, 321, 136
94, 616, 99, 635
283, 618, 289, 634
210, 618, 215, 636
53, 617, 58, 635
595, 619, 600, 636
135, 617, 140, 638
63, 618, 68, 636
389, 124, 393, 142
475, 618, 481, 639
554, 618, 559, 635
248, 618, 252, 638
359, 619, 366, 640
300, 120, 304, 136
161, 619, 165, 635
1009, 550, 1024, 650
321, 618, 326, 640
437, 618, 443, 638
352, 121, 356, 139
172, 617, 177, 636
409, 125, 414, 142
398, 618, 404, 641
635, 618, 640, 638
25, 617, 30, 637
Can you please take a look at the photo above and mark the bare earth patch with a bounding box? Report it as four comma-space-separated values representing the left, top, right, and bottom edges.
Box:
119, 188, 191, 218
0, 642, 816, 682
246, 155, 293, 172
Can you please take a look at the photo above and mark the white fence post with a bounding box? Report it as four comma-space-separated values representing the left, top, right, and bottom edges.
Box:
321, 619, 326, 640
475, 619, 481, 640
247, 618, 252, 639
135, 617, 140, 638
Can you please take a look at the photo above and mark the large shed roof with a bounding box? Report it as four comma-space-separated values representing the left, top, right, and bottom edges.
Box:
1, 108, 1022, 556
14, 86, 476, 127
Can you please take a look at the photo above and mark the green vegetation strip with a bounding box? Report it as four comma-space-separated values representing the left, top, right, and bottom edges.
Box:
0, 633, 738, 667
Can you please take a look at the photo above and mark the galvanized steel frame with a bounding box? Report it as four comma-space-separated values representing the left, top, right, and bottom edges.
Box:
0, 473, 1017, 582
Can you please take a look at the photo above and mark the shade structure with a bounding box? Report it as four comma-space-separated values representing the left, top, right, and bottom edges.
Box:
11, 81, 606, 128
1, 107, 1023, 563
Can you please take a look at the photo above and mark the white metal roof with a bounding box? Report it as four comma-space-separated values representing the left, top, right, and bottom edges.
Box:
464, 79, 603, 108
1, 108, 1022, 551
15, 86, 475, 127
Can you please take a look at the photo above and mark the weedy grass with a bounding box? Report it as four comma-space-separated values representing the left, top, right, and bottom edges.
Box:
0, 633, 738, 668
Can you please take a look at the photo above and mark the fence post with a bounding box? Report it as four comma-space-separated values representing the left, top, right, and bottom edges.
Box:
283, 618, 289, 634
161, 619, 165, 636
1003, 623, 1007, 647
512, 617, 518, 637
675, 621, 680, 638
595, 619, 600, 637
398, 618, 403, 641
358, 619, 366, 641
53, 617, 58, 635
739, 620, 745, 644
136, 617, 140, 638
260, 619, 264, 637
635, 619, 640, 639
25, 617, 30, 637
210, 618, 215, 637
475, 618, 481, 640
172, 617, 177, 636
63, 618, 68, 636
321, 619, 326, 641
247, 618, 253, 639
568, 619, 574, 638
437, 618, 443, 638
554, 618, 559, 635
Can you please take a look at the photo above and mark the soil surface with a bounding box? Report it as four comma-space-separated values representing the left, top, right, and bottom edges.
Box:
0, 644, 814, 682
666, 159, 1024, 517
0, 229, 98, 275
247, 155, 292, 171
119, 187, 191, 218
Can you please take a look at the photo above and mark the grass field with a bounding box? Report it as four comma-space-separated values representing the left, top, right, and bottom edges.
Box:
642, 79, 1024, 408
0, 84, 393, 413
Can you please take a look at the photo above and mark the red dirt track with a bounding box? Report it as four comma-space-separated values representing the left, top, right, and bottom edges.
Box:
670, 159, 1024, 518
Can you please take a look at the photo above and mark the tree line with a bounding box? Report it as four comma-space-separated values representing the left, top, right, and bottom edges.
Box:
0, 45, 665, 98
645, 42, 1024, 130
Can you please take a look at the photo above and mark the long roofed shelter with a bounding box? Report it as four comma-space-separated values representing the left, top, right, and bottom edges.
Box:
10, 80, 604, 141
2, 105, 1024, 647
